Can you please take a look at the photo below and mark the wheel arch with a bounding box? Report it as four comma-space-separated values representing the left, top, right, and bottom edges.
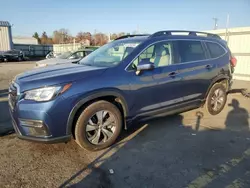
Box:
205, 74, 230, 99
66, 90, 129, 136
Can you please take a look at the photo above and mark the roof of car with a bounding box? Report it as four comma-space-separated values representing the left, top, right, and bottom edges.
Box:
152, 34, 222, 41
114, 36, 149, 42
117, 33, 224, 45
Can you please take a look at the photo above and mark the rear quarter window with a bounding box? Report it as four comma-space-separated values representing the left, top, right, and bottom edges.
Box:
206, 42, 226, 58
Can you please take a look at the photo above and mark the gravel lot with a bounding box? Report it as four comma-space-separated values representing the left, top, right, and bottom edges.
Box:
0, 62, 250, 188
0, 61, 35, 90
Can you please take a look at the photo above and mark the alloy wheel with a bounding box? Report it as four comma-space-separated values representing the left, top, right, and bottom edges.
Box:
211, 88, 225, 111
86, 110, 116, 145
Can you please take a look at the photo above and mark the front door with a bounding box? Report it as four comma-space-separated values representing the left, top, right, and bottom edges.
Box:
127, 44, 162, 116
128, 40, 185, 115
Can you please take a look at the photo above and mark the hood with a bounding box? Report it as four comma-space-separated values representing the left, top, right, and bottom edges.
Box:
15, 63, 107, 92
36, 58, 77, 65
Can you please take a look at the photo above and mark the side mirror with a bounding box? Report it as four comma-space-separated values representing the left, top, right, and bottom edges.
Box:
137, 59, 154, 71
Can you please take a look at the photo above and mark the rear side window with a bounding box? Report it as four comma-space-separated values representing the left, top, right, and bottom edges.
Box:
175, 40, 206, 63
206, 42, 226, 58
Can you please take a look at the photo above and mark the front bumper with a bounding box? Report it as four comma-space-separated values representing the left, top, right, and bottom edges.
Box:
8, 82, 73, 143
9, 108, 71, 143
17, 134, 71, 143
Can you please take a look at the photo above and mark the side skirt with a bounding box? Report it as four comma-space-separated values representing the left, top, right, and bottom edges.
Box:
126, 99, 202, 127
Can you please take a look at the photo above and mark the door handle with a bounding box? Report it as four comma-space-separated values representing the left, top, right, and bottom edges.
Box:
205, 64, 212, 69
169, 71, 178, 77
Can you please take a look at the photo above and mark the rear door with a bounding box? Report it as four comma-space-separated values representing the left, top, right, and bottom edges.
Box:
206, 41, 230, 73
173, 40, 218, 102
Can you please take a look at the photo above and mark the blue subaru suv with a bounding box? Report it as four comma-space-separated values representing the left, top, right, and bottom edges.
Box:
9, 31, 236, 151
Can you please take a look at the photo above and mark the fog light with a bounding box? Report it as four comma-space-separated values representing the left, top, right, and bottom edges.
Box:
19, 119, 51, 137
20, 119, 43, 127
26, 127, 50, 137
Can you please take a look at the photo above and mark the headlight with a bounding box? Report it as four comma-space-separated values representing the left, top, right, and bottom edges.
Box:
24, 84, 72, 102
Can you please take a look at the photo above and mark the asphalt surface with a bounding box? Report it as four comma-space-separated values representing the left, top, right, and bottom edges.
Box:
0, 62, 250, 188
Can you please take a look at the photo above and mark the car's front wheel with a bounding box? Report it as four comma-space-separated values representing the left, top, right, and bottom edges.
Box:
206, 83, 227, 115
74, 100, 122, 151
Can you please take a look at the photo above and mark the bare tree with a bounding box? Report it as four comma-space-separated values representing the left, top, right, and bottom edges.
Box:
76, 32, 92, 43
40, 31, 49, 44
110, 33, 118, 40
117, 32, 126, 37
52, 28, 71, 44
52, 30, 61, 44
92, 33, 108, 46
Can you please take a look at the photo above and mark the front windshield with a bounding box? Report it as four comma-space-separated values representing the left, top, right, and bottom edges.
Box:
79, 39, 142, 67
57, 51, 72, 59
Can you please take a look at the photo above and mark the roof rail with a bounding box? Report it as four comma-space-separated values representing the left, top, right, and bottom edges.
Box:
115, 34, 149, 40
150, 30, 221, 39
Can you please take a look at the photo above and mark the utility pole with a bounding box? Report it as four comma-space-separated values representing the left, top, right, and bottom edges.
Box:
94, 29, 97, 46
213, 18, 218, 30
225, 14, 230, 42
73, 38, 75, 50
136, 24, 139, 34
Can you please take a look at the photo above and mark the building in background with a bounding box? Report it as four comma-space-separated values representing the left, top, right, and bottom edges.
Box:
13, 36, 38, 45
205, 26, 250, 81
0, 21, 13, 52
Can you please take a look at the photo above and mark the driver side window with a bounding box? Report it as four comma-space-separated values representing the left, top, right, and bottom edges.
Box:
131, 41, 173, 70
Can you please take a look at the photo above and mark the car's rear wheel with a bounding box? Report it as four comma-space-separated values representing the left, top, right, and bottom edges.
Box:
206, 83, 227, 115
74, 100, 122, 151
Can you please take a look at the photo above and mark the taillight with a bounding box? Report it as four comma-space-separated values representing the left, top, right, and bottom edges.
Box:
230, 57, 237, 67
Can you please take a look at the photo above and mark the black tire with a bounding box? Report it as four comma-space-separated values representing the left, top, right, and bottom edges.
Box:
18, 57, 22, 61
206, 83, 227, 115
75, 100, 122, 151
3, 58, 8, 62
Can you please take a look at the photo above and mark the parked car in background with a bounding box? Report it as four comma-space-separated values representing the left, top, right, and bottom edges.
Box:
45, 51, 62, 59
9, 31, 236, 151
2, 49, 25, 62
36, 49, 93, 68
81, 46, 99, 51
0, 53, 4, 62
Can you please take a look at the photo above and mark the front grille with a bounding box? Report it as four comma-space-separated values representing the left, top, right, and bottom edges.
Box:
9, 83, 19, 110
